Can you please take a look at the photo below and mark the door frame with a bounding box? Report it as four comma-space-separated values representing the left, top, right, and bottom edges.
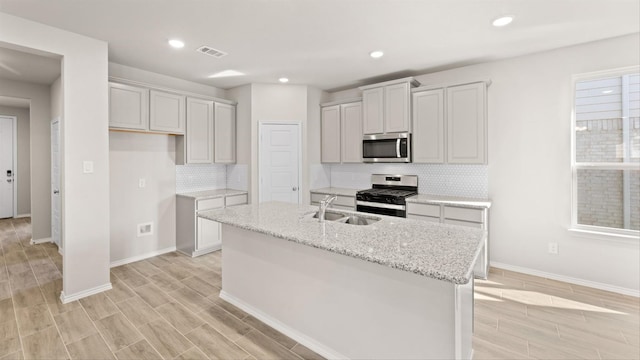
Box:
258, 122, 302, 204
51, 117, 61, 249
0, 115, 18, 217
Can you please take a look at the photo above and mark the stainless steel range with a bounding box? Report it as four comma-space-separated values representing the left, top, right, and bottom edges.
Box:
356, 174, 418, 218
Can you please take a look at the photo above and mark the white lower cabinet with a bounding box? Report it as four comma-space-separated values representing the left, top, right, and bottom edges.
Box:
177, 193, 247, 257
197, 217, 221, 251
407, 202, 490, 279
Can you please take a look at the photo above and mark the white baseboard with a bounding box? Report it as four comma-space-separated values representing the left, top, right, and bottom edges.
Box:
60, 282, 112, 304
491, 261, 640, 298
30, 237, 52, 245
110, 246, 176, 268
220, 290, 347, 360
15, 213, 31, 218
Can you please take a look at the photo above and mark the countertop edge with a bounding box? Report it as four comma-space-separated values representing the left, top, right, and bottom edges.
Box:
176, 189, 248, 200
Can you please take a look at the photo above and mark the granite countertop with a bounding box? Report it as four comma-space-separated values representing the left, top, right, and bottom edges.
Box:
177, 189, 247, 200
199, 202, 485, 284
407, 194, 492, 209
310, 187, 360, 197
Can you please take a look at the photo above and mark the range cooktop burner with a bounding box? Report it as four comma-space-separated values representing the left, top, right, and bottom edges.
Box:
357, 188, 417, 198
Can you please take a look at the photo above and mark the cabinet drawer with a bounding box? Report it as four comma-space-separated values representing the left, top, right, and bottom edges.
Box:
335, 196, 355, 208
310, 193, 325, 204
408, 214, 440, 223
443, 206, 483, 223
444, 218, 483, 228
310, 193, 355, 208
407, 203, 441, 217
196, 197, 224, 211
225, 194, 248, 207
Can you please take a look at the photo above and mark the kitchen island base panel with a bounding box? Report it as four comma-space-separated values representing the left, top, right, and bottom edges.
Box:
221, 225, 473, 360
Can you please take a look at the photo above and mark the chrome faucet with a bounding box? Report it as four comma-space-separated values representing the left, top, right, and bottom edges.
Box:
318, 195, 337, 222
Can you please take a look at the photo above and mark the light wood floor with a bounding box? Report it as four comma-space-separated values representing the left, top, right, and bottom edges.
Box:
1, 217, 639, 359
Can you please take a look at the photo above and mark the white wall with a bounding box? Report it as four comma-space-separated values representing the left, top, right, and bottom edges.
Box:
328, 34, 640, 293
307, 87, 331, 192
1, 12, 111, 300
0, 78, 50, 239
109, 132, 176, 263
226, 84, 252, 194
250, 84, 309, 204
0, 105, 30, 216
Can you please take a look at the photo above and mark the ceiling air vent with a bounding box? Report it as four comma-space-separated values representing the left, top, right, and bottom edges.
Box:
196, 46, 228, 58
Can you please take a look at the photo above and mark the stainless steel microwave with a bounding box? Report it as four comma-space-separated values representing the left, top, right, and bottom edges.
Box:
362, 133, 411, 163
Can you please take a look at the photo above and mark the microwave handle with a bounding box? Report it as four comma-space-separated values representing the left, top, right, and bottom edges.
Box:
396, 139, 401, 158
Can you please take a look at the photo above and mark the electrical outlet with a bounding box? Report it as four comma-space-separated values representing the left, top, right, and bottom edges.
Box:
139, 178, 146, 188
137, 222, 153, 237
548, 242, 558, 255
83, 161, 94, 174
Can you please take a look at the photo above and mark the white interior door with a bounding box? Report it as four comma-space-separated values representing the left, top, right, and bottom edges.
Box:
259, 123, 300, 203
51, 119, 61, 247
0, 116, 15, 219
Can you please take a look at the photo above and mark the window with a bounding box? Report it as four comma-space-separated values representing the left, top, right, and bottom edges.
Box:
571, 67, 640, 238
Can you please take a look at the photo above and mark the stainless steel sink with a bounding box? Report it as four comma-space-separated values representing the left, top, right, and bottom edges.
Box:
310, 210, 347, 221
305, 210, 381, 225
338, 215, 380, 225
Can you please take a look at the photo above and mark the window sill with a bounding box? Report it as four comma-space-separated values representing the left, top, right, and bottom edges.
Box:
568, 227, 640, 244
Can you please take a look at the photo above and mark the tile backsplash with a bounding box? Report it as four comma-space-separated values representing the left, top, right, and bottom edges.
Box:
329, 163, 488, 198
176, 164, 227, 193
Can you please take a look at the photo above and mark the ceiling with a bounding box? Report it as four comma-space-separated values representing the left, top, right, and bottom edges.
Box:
0, 0, 638, 91
0, 46, 60, 85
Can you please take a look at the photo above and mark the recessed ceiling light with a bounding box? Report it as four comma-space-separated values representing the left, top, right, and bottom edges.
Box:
492, 16, 513, 27
168, 39, 185, 48
208, 70, 245, 78
370, 50, 384, 59
279, 77, 289, 83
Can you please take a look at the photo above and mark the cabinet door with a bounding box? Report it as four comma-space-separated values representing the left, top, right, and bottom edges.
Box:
341, 102, 362, 163
447, 83, 486, 164
362, 88, 384, 134
186, 97, 214, 164
384, 82, 411, 133
214, 103, 236, 163
149, 90, 185, 134
321, 105, 341, 163
109, 82, 148, 130
412, 89, 445, 163
196, 218, 221, 250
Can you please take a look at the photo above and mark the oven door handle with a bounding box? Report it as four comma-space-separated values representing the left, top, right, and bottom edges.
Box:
396, 139, 401, 158
356, 201, 405, 210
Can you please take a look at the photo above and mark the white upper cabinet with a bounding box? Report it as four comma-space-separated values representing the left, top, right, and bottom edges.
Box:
214, 102, 236, 164
149, 90, 185, 134
447, 82, 487, 164
362, 88, 384, 134
109, 82, 148, 130
384, 82, 411, 133
341, 102, 363, 163
360, 77, 418, 134
321, 101, 363, 163
412, 89, 445, 163
321, 105, 341, 163
186, 97, 214, 164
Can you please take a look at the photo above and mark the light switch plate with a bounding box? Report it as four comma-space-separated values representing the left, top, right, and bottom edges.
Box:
83, 161, 94, 174
139, 178, 146, 188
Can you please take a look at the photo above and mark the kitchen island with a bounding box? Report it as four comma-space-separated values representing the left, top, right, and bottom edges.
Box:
199, 202, 485, 360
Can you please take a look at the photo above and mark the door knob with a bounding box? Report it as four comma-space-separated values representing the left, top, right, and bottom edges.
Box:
53, 190, 59, 194
292, 186, 298, 191
6, 179, 11, 183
